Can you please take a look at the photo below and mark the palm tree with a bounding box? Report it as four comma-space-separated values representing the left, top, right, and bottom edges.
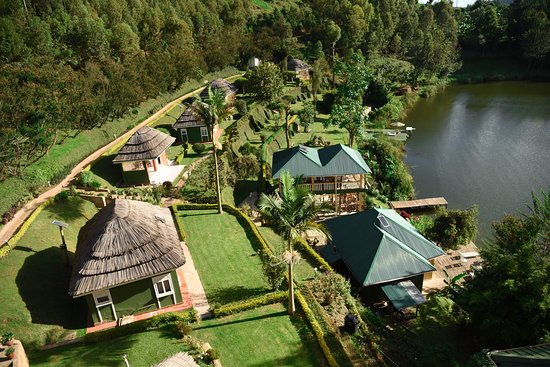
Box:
258, 171, 331, 314
192, 88, 232, 214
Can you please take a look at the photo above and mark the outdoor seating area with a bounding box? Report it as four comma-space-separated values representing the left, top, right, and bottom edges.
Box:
433, 242, 483, 282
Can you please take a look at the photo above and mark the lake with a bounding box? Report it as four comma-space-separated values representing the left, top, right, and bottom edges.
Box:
404, 82, 550, 241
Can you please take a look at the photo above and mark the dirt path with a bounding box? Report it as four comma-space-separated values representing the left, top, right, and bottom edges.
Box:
0, 74, 242, 245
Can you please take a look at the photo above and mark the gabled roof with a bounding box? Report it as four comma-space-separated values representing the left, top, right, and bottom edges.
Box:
69, 200, 185, 297
200, 78, 237, 99
113, 127, 175, 163
272, 144, 371, 178
322, 208, 444, 286
288, 58, 310, 71
173, 105, 205, 129
489, 343, 550, 367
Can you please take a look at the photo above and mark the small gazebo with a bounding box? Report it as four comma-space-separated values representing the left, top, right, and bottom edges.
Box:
200, 78, 237, 105
69, 199, 186, 325
113, 127, 176, 185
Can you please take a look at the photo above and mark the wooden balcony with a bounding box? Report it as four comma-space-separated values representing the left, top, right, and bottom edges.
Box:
294, 175, 368, 193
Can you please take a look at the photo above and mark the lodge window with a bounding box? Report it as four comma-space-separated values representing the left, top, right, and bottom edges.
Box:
200, 127, 209, 142
180, 128, 188, 142
152, 274, 176, 308
92, 289, 117, 323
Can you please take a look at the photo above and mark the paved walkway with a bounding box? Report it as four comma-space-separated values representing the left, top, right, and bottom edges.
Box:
180, 242, 210, 318
0, 74, 243, 245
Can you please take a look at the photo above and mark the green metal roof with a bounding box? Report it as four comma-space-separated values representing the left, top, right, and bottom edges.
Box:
381, 280, 427, 310
322, 208, 444, 286
272, 144, 371, 178
489, 344, 550, 367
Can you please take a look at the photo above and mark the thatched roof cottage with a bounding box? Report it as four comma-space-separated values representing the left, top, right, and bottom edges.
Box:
113, 126, 181, 186
69, 199, 186, 324
287, 58, 310, 80
200, 78, 238, 105
173, 103, 219, 144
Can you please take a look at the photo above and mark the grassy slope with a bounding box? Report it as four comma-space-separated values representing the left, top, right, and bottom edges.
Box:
0, 67, 240, 218
178, 209, 270, 304
0, 197, 98, 349
29, 327, 193, 367
194, 303, 325, 367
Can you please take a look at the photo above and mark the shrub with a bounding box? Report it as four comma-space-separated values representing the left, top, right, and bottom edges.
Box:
235, 99, 248, 117
308, 272, 351, 307
261, 251, 286, 290
205, 348, 220, 363
211, 291, 286, 317
175, 321, 193, 337
192, 143, 206, 155
233, 155, 260, 179
1, 332, 13, 344
54, 191, 69, 203
428, 206, 478, 250
4, 347, 14, 356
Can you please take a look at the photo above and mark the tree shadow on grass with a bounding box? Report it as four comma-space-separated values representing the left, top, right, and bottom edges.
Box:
16, 247, 88, 330
207, 286, 270, 305
288, 312, 332, 367
45, 197, 91, 222
89, 154, 122, 188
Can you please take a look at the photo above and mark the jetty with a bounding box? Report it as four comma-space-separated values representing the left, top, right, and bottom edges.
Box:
389, 197, 448, 211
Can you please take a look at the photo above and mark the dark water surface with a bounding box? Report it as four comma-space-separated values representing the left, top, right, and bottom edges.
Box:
404, 82, 550, 240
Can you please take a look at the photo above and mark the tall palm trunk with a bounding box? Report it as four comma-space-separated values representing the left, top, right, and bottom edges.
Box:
212, 126, 223, 214
288, 238, 296, 314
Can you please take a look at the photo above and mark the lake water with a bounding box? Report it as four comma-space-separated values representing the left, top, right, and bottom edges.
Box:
404, 82, 550, 241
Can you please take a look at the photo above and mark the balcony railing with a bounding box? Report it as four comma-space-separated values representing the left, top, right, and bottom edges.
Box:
297, 181, 365, 192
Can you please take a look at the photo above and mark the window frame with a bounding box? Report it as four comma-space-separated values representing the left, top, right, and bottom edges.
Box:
152, 273, 176, 308
92, 289, 117, 323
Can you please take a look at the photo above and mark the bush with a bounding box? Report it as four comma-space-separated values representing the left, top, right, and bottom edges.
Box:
54, 191, 69, 203
261, 251, 286, 290
205, 348, 220, 363
428, 206, 478, 250
175, 321, 193, 337
211, 291, 287, 317
235, 99, 248, 117
233, 155, 260, 179
192, 143, 206, 155
4, 347, 14, 356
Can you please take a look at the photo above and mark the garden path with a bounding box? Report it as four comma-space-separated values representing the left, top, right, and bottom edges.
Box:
0, 75, 242, 246
180, 242, 211, 318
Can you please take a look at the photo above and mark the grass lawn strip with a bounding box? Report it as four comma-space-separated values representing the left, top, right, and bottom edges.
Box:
29, 327, 194, 367
194, 303, 325, 367
178, 209, 270, 305
0, 197, 98, 349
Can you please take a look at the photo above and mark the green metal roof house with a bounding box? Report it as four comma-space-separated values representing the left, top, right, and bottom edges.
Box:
272, 144, 371, 213
322, 208, 445, 307
69, 200, 187, 325
488, 344, 550, 367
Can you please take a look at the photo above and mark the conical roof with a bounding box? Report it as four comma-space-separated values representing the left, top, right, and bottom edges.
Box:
288, 58, 310, 71
69, 199, 185, 297
173, 104, 205, 129
200, 78, 237, 99
112, 127, 175, 163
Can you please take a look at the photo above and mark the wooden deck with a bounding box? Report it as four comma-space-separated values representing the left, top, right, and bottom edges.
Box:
389, 197, 448, 211
433, 242, 483, 283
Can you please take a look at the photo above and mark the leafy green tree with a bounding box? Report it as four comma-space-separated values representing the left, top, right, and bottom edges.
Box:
191, 88, 232, 214
247, 61, 284, 104
456, 190, 550, 348
298, 101, 315, 133
428, 206, 478, 250
258, 171, 330, 314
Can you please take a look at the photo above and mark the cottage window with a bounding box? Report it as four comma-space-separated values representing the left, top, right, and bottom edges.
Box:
200, 127, 209, 142
152, 274, 176, 308
92, 289, 117, 323
180, 128, 188, 142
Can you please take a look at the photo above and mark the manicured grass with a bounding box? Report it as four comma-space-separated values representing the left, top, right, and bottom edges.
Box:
0, 67, 241, 217
178, 210, 271, 304
252, 0, 272, 10
258, 226, 317, 282
30, 327, 195, 367
0, 197, 98, 349
88, 154, 121, 189
194, 303, 325, 367
292, 119, 350, 147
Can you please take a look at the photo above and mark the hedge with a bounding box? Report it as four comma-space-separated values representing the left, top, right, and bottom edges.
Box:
83, 310, 197, 344
0, 198, 53, 258
211, 291, 287, 318
295, 291, 340, 367
294, 238, 334, 272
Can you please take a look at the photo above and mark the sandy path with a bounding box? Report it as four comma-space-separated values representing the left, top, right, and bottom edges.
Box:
0, 74, 242, 245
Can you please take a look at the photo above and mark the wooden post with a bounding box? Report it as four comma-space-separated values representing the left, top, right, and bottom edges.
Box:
59, 227, 70, 267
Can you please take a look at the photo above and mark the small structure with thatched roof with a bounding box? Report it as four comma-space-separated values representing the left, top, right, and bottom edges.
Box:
287, 58, 310, 80
173, 103, 219, 144
113, 126, 179, 185
69, 199, 186, 324
200, 78, 238, 105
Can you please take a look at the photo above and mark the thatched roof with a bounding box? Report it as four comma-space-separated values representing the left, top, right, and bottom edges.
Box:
112, 127, 175, 163
200, 78, 237, 99
288, 58, 310, 72
173, 104, 205, 129
69, 199, 185, 297
153, 352, 200, 367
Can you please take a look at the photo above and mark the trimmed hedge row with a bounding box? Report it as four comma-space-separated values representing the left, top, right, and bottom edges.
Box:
84, 310, 197, 344
211, 291, 287, 318
0, 198, 53, 258
294, 237, 334, 272
295, 290, 340, 367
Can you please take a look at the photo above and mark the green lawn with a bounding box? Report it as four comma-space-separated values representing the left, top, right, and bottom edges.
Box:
88, 154, 121, 189
0, 197, 98, 349
30, 327, 196, 367
194, 303, 325, 367
257, 226, 317, 282
178, 209, 271, 305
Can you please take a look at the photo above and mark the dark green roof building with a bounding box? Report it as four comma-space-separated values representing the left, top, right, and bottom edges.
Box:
488, 344, 550, 367
322, 208, 444, 306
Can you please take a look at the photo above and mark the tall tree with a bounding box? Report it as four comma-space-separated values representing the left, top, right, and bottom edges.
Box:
191, 88, 232, 214
258, 172, 330, 314
247, 61, 284, 105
